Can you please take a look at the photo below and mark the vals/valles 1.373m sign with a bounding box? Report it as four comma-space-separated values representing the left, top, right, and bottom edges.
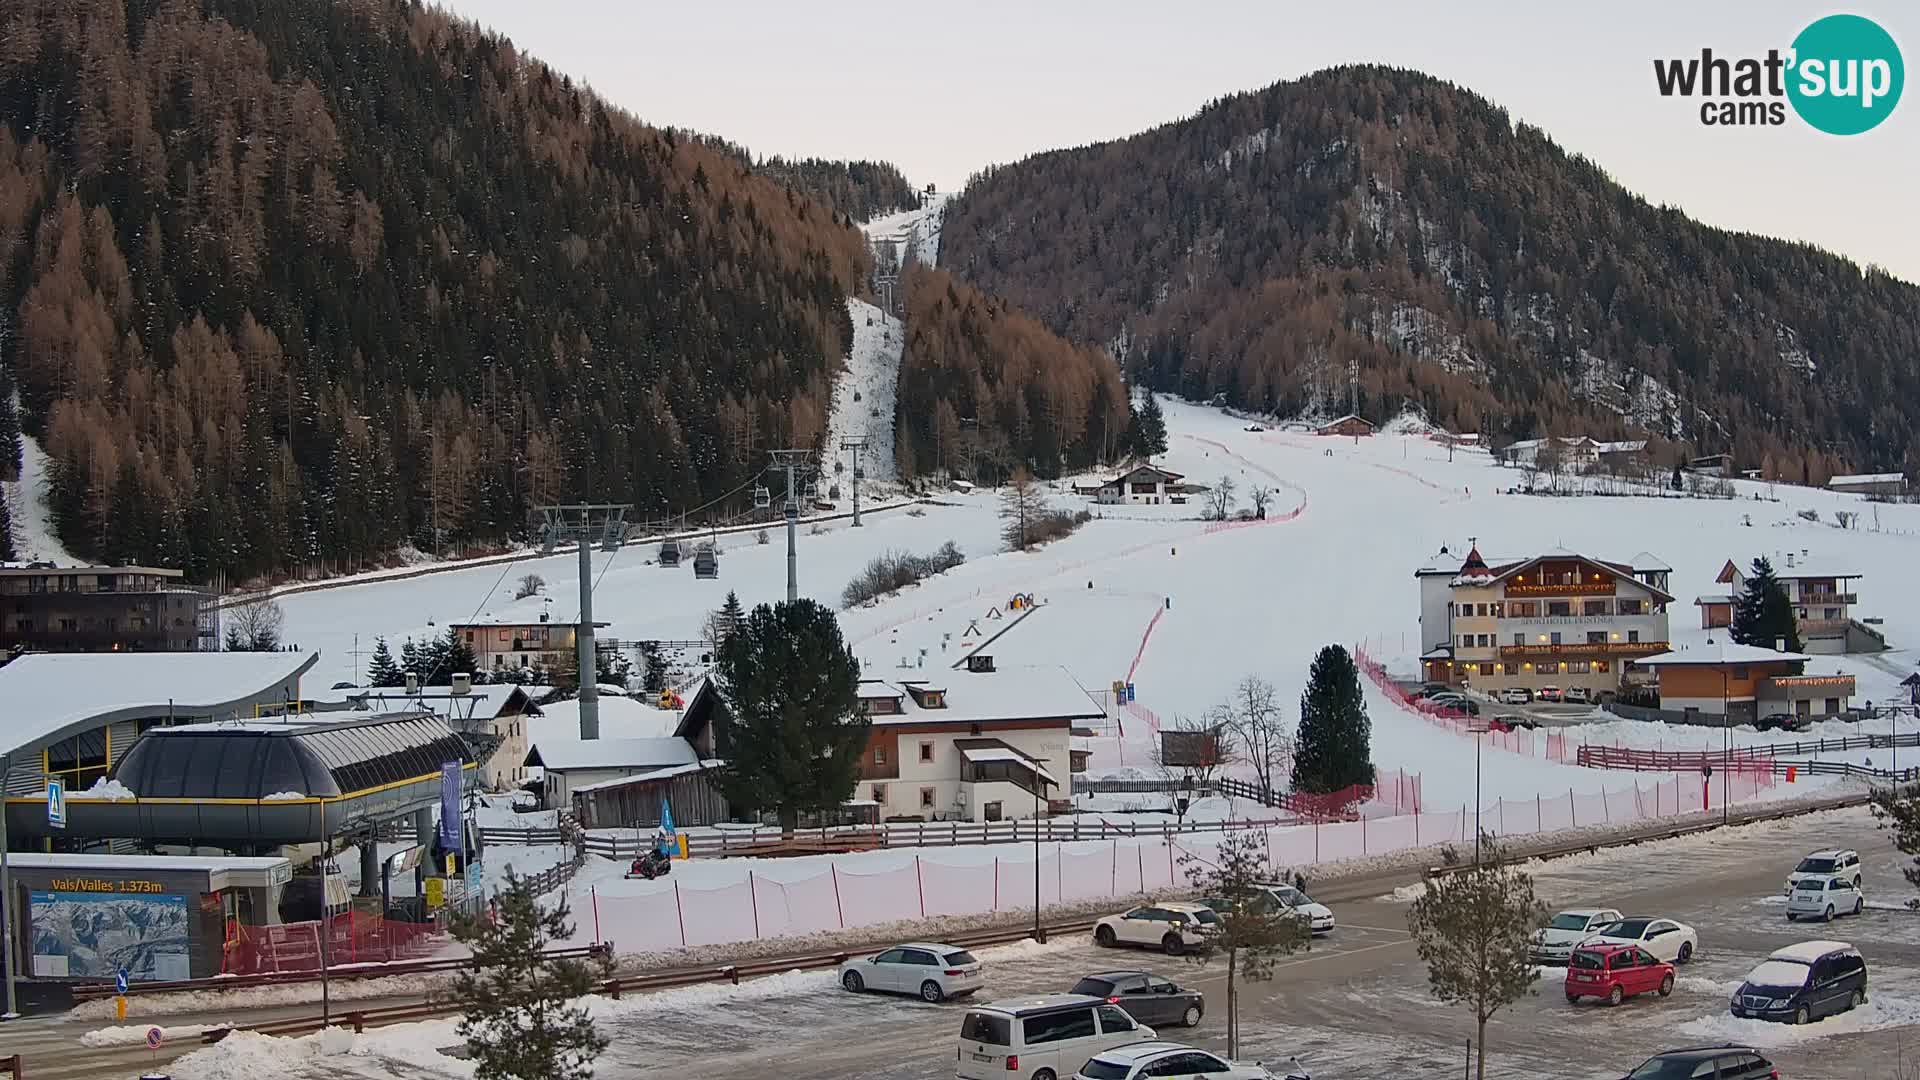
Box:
1654, 13, 1904, 133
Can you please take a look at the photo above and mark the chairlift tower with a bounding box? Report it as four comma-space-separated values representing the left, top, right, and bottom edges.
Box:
840, 434, 870, 527
539, 503, 630, 740
769, 450, 815, 604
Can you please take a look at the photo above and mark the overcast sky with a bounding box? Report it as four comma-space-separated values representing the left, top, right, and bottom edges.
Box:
436, 0, 1917, 283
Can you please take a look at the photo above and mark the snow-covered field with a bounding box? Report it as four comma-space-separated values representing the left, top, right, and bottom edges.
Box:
2, 432, 79, 565
280, 395, 1920, 801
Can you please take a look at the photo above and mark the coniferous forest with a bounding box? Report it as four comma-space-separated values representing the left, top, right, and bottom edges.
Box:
942, 65, 1920, 481
0, 0, 869, 581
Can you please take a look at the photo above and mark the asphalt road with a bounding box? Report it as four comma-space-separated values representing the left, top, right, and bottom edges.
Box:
11, 806, 1914, 1080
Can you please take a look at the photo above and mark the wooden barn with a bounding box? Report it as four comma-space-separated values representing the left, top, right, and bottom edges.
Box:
1316, 415, 1374, 437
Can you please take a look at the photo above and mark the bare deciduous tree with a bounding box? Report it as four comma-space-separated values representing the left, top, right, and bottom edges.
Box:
1178, 830, 1309, 1059
1248, 485, 1272, 519
222, 595, 284, 651
999, 468, 1048, 551
1206, 474, 1238, 520
1209, 676, 1292, 801
513, 573, 546, 600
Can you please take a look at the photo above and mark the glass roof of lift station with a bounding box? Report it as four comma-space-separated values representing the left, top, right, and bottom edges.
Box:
110, 711, 473, 800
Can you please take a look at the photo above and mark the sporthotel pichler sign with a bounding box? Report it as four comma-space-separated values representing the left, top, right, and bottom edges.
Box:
49, 878, 169, 894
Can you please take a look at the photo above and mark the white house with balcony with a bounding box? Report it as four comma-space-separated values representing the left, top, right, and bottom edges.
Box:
1415, 545, 1673, 697
852, 654, 1102, 822
1092, 464, 1186, 505
1705, 558, 1886, 655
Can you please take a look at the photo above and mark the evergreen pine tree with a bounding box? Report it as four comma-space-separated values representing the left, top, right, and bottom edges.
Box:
1130, 393, 1169, 457
711, 599, 866, 833
367, 636, 403, 687
0, 487, 14, 562
1730, 557, 1802, 652
638, 640, 666, 695
450, 873, 610, 1080
399, 637, 423, 681
223, 625, 247, 651
1292, 644, 1375, 794
719, 590, 746, 642
434, 626, 478, 682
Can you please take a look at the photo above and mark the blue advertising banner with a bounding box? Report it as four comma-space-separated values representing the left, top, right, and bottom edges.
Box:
438, 760, 462, 850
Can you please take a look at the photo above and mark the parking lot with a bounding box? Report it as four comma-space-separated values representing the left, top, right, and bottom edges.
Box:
577, 807, 1919, 1079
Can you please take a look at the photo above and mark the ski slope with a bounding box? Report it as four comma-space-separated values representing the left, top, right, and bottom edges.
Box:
280, 396, 1920, 806
823, 298, 902, 485
2, 433, 80, 565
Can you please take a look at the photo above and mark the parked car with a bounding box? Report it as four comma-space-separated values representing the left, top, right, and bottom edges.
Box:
1243, 424, 1266, 433
1564, 943, 1675, 1006
956, 995, 1154, 1080
839, 942, 982, 1002
1621, 1046, 1778, 1080
1415, 684, 1453, 699
1787, 873, 1865, 921
1487, 715, 1539, 733
1530, 908, 1624, 964
1431, 694, 1480, 715
1731, 940, 1868, 1025
1563, 686, 1593, 705
1068, 971, 1204, 1028
1073, 1042, 1310, 1080
1582, 916, 1698, 964
1203, 884, 1336, 934
1094, 901, 1220, 954
1757, 712, 1813, 733
1786, 848, 1862, 893
1496, 687, 1533, 704
1537, 685, 1564, 702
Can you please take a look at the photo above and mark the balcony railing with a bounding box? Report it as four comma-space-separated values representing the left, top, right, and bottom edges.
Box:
1498, 641, 1669, 659
1761, 674, 1856, 696
1794, 593, 1856, 605
1504, 582, 1616, 597
1796, 618, 1851, 634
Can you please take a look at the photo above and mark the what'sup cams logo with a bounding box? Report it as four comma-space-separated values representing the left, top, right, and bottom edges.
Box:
1654, 13, 1903, 134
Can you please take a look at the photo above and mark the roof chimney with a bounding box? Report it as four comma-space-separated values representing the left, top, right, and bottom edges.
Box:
404, 671, 419, 695
1775, 638, 1786, 652
451, 672, 472, 695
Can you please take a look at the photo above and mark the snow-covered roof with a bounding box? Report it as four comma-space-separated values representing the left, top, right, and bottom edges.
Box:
1, 852, 292, 889
570, 759, 723, 793
1316, 414, 1373, 430
1775, 563, 1862, 580
862, 665, 1103, 727
1596, 440, 1649, 454
0, 651, 318, 756
526, 736, 698, 772
1693, 594, 1735, 605
345, 684, 536, 720
1629, 552, 1672, 572
1634, 642, 1812, 667
955, 740, 1059, 784
1414, 551, 1520, 576
530, 695, 680, 742
1103, 464, 1185, 485
1828, 473, 1905, 487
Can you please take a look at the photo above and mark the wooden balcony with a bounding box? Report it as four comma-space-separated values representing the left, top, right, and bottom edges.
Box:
1795, 593, 1856, 606
1504, 581, 1616, 597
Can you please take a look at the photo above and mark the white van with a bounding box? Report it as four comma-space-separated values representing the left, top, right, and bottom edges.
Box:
956, 994, 1156, 1080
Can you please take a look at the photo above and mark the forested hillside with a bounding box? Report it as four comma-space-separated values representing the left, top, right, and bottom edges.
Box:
753, 157, 921, 223
943, 65, 1920, 480
894, 266, 1127, 482
0, 0, 866, 582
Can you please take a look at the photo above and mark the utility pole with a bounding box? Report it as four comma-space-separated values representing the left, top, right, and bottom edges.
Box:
840, 434, 869, 527
769, 450, 814, 603
539, 504, 631, 740
0, 752, 15, 1020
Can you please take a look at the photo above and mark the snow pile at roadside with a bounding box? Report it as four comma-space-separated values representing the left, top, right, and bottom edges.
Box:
171, 1024, 459, 1080
82, 1021, 222, 1047
1674, 993, 1920, 1046
71, 971, 460, 1021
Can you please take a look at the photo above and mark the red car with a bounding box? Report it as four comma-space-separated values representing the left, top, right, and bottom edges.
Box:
1565, 943, 1675, 1006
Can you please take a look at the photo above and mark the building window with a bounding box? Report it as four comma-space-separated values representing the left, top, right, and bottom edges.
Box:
1509, 601, 1538, 618
1824, 608, 1839, 620
1490, 602, 1504, 618
1568, 661, 1591, 674
1479, 663, 1495, 676
919, 742, 934, 763
1587, 631, 1607, 644
1460, 634, 1472, 648
1594, 660, 1610, 673
1476, 603, 1488, 617
1628, 630, 1640, 643
1475, 634, 1489, 647
1548, 601, 1572, 616
1503, 662, 1520, 675
872, 783, 887, 802
1583, 600, 1609, 616
1512, 633, 1524, 646
920, 787, 936, 808
1550, 632, 1562, 645
874, 745, 887, 766
1618, 599, 1645, 615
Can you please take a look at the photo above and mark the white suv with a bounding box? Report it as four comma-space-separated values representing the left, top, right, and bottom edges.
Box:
1496, 687, 1532, 705
1785, 849, 1862, 895
1094, 902, 1220, 955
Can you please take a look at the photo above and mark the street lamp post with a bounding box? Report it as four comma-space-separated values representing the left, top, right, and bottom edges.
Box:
1470, 722, 1486, 864
1033, 775, 1050, 944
